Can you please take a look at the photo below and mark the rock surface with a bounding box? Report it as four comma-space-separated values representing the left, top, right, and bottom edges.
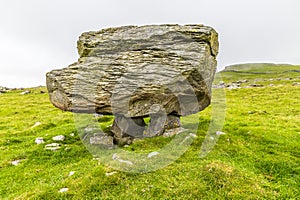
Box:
35, 137, 45, 144
45, 143, 61, 151
47, 24, 218, 116
46, 24, 219, 143
52, 135, 65, 141
89, 134, 114, 147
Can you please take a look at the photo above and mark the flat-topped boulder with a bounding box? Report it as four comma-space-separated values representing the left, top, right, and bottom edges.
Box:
46, 24, 219, 144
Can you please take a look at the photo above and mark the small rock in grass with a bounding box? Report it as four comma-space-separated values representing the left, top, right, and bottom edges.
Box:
46, 147, 61, 151
105, 171, 117, 176
59, 188, 69, 193
45, 143, 61, 151
65, 147, 71, 151
20, 90, 31, 95
70, 133, 75, 137
11, 160, 22, 166
45, 143, 60, 147
90, 135, 114, 147
35, 137, 45, 144
52, 135, 65, 141
148, 152, 159, 158
112, 153, 133, 165
189, 133, 197, 138
68, 171, 75, 177
250, 84, 264, 87
84, 127, 96, 132
32, 122, 42, 128
112, 153, 119, 160
292, 82, 300, 86
216, 131, 226, 136
163, 127, 186, 137
118, 159, 133, 165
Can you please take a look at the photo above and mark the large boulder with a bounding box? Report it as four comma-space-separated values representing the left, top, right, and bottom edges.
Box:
46, 24, 219, 143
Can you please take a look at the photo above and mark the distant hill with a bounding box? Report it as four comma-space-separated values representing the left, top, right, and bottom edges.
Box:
222, 63, 300, 74
218, 63, 300, 83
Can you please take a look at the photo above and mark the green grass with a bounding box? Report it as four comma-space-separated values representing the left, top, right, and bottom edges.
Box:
0, 63, 299, 199
220, 63, 300, 84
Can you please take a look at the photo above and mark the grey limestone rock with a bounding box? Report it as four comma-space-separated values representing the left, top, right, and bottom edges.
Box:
46, 24, 219, 144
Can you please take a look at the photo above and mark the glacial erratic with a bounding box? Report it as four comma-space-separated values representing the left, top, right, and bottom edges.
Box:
46, 24, 219, 143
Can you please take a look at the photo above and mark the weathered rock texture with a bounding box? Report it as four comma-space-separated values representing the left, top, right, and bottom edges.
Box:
46, 24, 219, 143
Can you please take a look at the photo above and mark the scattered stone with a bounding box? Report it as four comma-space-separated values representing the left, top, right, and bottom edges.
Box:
59, 188, 69, 193
11, 160, 22, 166
227, 84, 240, 89
46, 147, 61, 151
40, 90, 46, 94
285, 78, 293, 80
65, 147, 71, 151
179, 133, 196, 145
52, 135, 65, 141
89, 134, 114, 147
269, 84, 274, 87
216, 131, 226, 136
84, 127, 95, 132
118, 159, 134, 165
112, 153, 119, 160
112, 153, 133, 165
114, 136, 133, 146
292, 82, 300, 86
68, 171, 75, 177
20, 90, 31, 95
46, 24, 219, 143
45, 143, 61, 151
148, 152, 159, 158
93, 113, 103, 118
212, 84, 226, 89
106, 171, 117, 176
234, 80, 248, 84
70, 133, 75, 137
189, 133, 197, 138
35, 137, 45, 144
0, 86, 9, 93
163, 127, 186, 137
32, 122, 42, 128
249, 84, 264, 87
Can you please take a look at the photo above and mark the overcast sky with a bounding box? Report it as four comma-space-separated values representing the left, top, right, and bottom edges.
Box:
0, 0, 299, 88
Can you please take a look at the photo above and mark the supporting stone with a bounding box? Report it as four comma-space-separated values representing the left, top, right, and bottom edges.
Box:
111, 115, 146, 145
143, 114, 167, 137
164, 115, 181, 130
143, 114, 181, 138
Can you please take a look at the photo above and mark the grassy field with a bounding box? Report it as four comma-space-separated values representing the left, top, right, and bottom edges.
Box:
0, 63, 299, 199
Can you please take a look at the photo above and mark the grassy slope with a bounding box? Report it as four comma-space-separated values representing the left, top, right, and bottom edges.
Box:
0, 63, 299, 199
